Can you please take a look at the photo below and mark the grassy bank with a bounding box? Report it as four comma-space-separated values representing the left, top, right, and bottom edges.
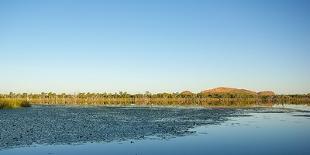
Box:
0, 99, 31, 109
26, 96, 310, 106
1, 87, 309, 107
1, 96, 310, 107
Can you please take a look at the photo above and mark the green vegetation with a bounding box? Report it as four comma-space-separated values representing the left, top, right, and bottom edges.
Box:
0, 87, 309, 107
0, 98, 31, 109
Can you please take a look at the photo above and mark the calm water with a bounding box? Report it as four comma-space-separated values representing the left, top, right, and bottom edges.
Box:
1, 105, 310, 155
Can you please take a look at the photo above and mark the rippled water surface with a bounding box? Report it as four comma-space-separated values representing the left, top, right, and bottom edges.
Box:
1, 105, 310, 155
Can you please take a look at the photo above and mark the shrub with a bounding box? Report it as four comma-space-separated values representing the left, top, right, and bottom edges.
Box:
0, 99, 31, 109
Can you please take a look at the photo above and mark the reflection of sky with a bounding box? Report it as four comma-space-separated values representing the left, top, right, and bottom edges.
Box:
273, 104, 310, 111
1, 0, 310, 94
1, 110, 310, 155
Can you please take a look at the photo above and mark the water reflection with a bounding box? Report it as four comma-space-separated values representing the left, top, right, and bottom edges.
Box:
1, 105, 310, 155
0, 106, 247, 150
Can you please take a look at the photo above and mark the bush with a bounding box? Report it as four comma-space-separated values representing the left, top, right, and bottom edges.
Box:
0, 99, 31, 109
20, 101, 31, 107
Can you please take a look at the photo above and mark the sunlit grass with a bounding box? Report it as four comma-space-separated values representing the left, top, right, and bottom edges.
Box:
0, 99, 31, 109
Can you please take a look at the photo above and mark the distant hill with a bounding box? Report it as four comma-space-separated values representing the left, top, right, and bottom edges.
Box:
180, 91, 194, 96
202, 87, 256, 95
257, 91, 275, 96
200, 87, 274, 98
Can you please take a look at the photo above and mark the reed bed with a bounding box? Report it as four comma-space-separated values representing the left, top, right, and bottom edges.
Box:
0, 99, 31, 109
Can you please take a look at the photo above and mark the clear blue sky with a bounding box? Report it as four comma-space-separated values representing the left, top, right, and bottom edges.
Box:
0, 0, 309, 94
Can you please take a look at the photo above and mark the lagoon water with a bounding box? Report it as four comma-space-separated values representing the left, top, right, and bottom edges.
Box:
0, 105, 310, 155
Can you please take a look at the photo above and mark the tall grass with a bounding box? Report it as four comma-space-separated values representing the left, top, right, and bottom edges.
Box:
0, 99, 31, 109
1, 91, 310, 107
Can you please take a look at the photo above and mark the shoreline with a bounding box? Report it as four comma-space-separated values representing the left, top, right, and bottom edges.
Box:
1, 95, 310, 110
22, 102, 310, 111
29, 102, 277, 109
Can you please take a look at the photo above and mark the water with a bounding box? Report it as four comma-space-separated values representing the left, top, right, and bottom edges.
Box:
1, 105, 310, 155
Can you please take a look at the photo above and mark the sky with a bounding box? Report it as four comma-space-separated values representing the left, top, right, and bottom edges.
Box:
0, 0, 309, 94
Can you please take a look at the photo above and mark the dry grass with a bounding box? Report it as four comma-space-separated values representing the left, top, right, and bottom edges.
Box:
0, 99, 31, 109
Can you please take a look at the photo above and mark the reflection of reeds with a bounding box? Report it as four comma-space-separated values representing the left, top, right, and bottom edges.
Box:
0, 99, 31, 109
